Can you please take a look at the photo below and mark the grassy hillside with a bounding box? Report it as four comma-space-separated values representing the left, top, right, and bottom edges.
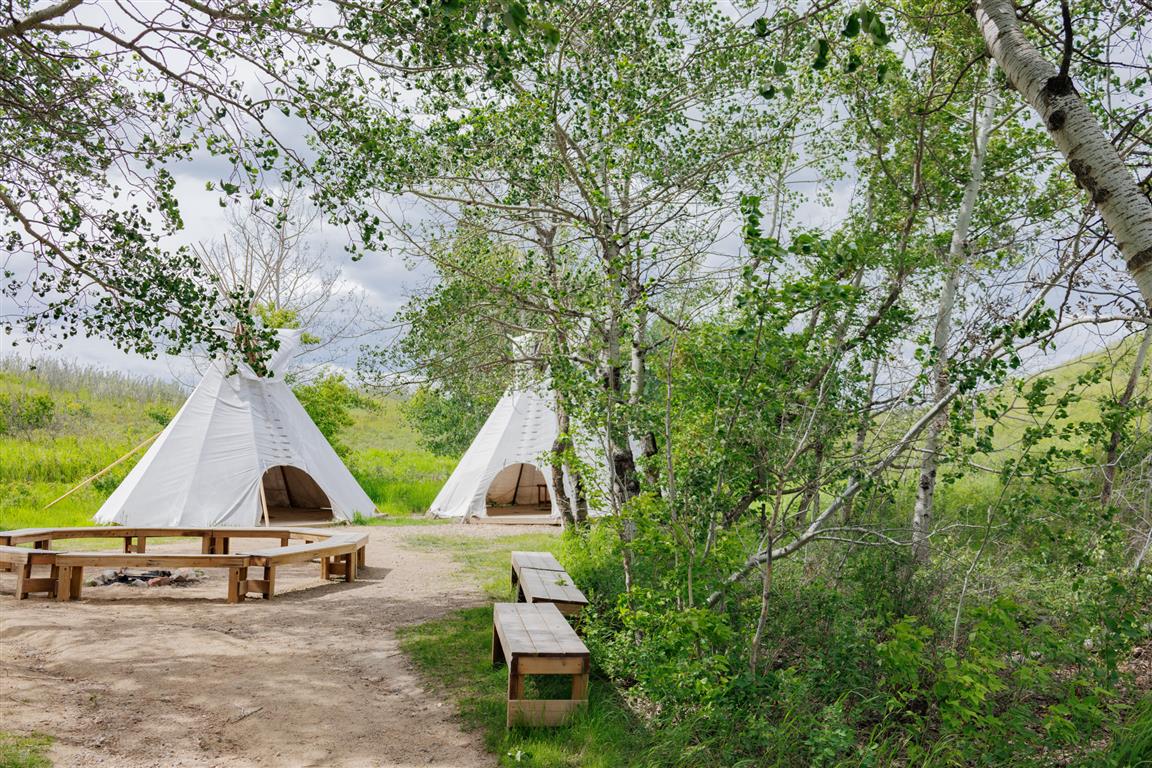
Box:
0, 358, 455, 530
3, 337, 1144, 532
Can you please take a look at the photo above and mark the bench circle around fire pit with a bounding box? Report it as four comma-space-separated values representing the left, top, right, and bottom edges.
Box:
0, 526, 368, 603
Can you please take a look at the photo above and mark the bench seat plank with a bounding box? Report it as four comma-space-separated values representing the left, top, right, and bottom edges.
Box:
494, 602, 589, 658
511, 550, 565, 575
54, 553, 250, 568
517, 568, 588, 613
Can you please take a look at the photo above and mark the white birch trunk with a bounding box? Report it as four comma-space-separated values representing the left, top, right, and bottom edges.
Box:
975, 0, 1152, 307
911, 60, 1000, 563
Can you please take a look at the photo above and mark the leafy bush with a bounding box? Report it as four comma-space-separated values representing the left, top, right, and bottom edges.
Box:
293, 373, 376, 456
0, 393, 55, 434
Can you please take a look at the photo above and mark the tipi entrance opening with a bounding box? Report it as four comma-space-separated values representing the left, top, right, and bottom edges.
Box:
484, 463, 552, 516
261, 465, 335, 524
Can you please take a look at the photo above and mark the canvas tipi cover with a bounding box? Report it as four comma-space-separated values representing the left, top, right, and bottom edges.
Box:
94, 331, 377, 527
428, 386, 606, 521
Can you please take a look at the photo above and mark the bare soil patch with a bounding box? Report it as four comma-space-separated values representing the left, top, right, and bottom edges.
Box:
0, 524, 550, 767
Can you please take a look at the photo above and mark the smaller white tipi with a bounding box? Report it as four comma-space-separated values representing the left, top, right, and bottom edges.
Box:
428, 385, 606, 522
95, 330, 377, 527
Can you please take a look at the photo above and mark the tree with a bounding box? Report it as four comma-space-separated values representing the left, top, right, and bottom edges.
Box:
974, 0, 1152, 307
292, 373, 375, 457
357, 0, 812, 511
911, 61, 1001, 563
193, 187, 383, 378
0, 0, 520, 367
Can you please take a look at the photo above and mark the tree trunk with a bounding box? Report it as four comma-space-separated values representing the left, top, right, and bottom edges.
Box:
1101, 326, 1152, 507
974, 0, 1152, 306
844, 356, 880, 523
552, 401, 577, 529
912, 59, 999, 563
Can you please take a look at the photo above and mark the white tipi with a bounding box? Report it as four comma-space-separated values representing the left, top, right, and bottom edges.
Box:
94, 330, 377, 527
427, 384, 606, 522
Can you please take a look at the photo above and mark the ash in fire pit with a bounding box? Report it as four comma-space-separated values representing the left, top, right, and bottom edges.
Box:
87, 568, 202, 588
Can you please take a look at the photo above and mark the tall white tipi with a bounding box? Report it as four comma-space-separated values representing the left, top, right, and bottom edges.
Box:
427, 384, 607, 522
95, 330, 377, 527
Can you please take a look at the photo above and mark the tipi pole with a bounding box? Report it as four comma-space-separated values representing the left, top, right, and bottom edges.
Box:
258, 473, 271, 527
44, 431, 161, 509
511, 463, 525, 505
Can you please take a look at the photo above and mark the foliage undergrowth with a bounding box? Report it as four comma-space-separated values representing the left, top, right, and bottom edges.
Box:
0, 732, 53, 768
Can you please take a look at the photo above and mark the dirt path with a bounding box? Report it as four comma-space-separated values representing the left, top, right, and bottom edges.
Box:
0, 524, 549, 768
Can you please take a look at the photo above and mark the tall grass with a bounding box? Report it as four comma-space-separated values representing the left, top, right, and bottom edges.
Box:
348, 448, 455, 516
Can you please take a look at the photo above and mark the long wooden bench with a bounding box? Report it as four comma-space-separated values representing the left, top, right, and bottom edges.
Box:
492, 602, 590, 727
0, 527, 368, 603
510, 551, 588, 616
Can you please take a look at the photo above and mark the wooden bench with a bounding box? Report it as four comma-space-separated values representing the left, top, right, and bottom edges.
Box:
510, 551, 588, 616
510, 550, 566, 587
0, 527, 368, 603
243, 532, 368, 602
492, 602, 590, 727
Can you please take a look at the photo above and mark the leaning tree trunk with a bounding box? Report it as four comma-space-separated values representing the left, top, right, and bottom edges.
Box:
1101, 325, 1152, 508
912, 60, 999, 563
974, 0, 1152, 307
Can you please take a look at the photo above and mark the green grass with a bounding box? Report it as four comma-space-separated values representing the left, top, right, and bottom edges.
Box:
0, 732, 53, 768
346, 447, 455, 517
402, 531, 565, 597
397, 528, 651, 768
398, 608, 648, 768
354, 513, 455, 526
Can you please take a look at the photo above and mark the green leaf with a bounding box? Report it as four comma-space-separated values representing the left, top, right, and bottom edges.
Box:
812, 38, 830, 71
842, 13, 860, 38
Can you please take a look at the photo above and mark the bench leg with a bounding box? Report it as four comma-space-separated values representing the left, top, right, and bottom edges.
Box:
357, 545, 366, 570
492, 625, 506, 666
70, 566, 84, 601
506, 671, 524, 728
123, 536, 133, 553
201, 534, 212, 554
572, 672, 589, 701
136, 536, 147, 554
228, 566, 247, 603
55, 566, 73, 602
320, 556, 330, 581
15, 562, 32, 599
263, 566, 276, 600
343, 553, 355, 583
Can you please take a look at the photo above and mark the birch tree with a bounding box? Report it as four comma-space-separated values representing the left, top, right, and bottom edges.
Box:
973, 0, 1152, 307
911, 60, 1000, 563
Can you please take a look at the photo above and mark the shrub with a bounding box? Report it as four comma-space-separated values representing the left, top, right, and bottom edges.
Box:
0, 393, 55, 434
